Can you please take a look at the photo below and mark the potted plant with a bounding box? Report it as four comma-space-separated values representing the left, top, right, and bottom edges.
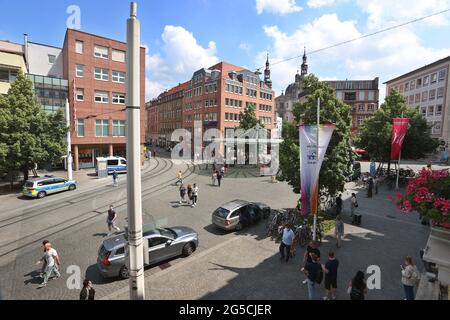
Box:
393, 168, 450, 228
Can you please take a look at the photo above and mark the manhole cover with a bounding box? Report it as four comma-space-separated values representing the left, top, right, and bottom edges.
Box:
159, 262, 171, 270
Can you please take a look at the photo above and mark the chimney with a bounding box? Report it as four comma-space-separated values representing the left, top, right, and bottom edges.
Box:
23, 33, 29, 72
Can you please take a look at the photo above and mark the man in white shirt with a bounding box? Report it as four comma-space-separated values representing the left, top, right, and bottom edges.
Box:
36, 243, 61, 288
279, 224, 295, 263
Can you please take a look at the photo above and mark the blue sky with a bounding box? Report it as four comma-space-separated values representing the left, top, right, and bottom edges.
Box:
1, 0, 450, 101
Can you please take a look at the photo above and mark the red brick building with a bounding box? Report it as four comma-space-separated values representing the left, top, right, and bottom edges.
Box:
63, 29, 146, 170
146, 81, 189, 147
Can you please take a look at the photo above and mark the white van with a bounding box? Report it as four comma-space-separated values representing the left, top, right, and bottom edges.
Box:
96, 156, 127, 174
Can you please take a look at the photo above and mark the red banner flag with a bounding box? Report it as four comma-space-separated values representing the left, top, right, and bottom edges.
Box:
391, 118, 410, 160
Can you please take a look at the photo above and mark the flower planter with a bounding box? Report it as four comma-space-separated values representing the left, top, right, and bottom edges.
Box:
423, 225, 450, 287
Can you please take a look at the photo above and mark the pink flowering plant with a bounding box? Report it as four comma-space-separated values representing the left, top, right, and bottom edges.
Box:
393, 168, 450, 227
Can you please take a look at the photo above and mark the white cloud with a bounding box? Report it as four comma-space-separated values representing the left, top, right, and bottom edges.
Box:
258, 13, 450, 103
256, 0, 302, 15
356, 0, 450, 29
239, 41, 251, 54
145, 25, 219, 100
307, 0, 336, 8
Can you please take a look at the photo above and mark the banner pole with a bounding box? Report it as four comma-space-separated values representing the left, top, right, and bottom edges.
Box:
395, 112, 403, 190
313, 97, 320, 241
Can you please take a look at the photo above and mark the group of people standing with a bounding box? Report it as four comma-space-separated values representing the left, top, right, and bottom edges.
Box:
176, 170, 199, 207
211, 166, 225, 187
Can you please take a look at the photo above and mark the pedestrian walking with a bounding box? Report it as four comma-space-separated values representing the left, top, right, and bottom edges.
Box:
350, 193, 358, 218
80, 279, 95, 300
335, 194, 343, 216
112, 170, 118, 187
303, 253, 322, 300
322, 251, 339, 300
302, 240, 321, 284
187, 184, 193, 205
401, 256, 420, 300
107, 205, 121, 235
179, 184, 186, 204
216, 170, 222, 187
347, 270, 367, 300
176, 170, 183, 185
220, 166, 225, 178
192, 183, 199, 207
211, 171, 217, 186
279, 224, 295, 263
367, 177, 373, 198
334, 215, 344, 248
36, 242, 61, 288
39, 240, 50, 278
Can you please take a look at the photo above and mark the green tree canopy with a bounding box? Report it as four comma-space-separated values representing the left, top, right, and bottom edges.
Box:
0, 71, 68, 182
279, 74, 354, 197
238, 103, 264, 130
356, 90, 439, 162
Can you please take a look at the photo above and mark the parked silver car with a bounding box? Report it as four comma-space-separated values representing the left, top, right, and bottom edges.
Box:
212, 200, 271, 231
97, 224, 199, 279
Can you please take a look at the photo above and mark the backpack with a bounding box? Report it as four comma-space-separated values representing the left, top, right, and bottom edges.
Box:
350, 287, 363, 300
316, 267, 324, 284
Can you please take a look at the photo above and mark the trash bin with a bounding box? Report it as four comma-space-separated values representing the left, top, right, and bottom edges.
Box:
352, 213, 362, 226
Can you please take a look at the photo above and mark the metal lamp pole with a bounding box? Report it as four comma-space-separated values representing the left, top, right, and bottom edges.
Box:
313, 97, 320, 241
65, 98, 73, 181
395, 112, 404, 190
126, 1, 145, 300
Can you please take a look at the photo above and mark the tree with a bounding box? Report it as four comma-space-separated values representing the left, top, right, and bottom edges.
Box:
0, 71, 68, 185
356, 90, 439, 164
238, 103, 264, 130
279, 74, 354, 197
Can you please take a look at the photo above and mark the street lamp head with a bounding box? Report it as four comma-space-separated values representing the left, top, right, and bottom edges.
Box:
130, 2, 137, 18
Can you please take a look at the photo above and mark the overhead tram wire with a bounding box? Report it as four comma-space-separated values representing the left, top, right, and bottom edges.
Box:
266, 8, 450, 69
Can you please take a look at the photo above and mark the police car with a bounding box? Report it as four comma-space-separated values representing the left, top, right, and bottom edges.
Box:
22, 175, 77, 199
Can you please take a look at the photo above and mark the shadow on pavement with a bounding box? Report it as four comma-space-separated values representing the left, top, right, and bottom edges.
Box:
93, 233, 108, 238
203, 224, 228, 236
23, 270, 44, 286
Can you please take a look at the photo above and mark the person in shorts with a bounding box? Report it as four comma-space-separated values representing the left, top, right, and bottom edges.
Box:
322, 251, 339, 300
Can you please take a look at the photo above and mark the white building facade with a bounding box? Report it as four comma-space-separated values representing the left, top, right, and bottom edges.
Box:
385, 56, 450, 147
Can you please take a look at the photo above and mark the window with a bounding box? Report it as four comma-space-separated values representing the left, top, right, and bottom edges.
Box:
431, 73, 437, 84
48, 54, 56, 64
75, 40, 84, 54
112, 120, 126, 137
415, 93, 421, 103
112, 93, 125, 104
429, 89, 436, 100
344, 92, 356, 101
94, 67, 109, 81
77, 119, 85, 137
357, 116, 365, 126
410, 80, 416, 90
112, 49, 126, 62
95, 120, 109, 137
423, 75, 429, 86
416, 78, 422, 88
367, 104, 375, 112
94, 91, 109, 103
434, 121, 441, 133
437, 87, 444, 99
75, 64, 84, 77
422, 91, 428, 102
94, 45, 109, 59
399, 84, 404, 93
421, 107, 426, 117
405, 82, 409, 91
76, 88, 84, 101
225, 98, 229, 106
358, 91, 365, 100
436, 104, 443, 116
439, 69, 446, 82
112, 71, 125, 83
409, 95, 414, 104
358, 104, 365, 112
428, 106, 434, 116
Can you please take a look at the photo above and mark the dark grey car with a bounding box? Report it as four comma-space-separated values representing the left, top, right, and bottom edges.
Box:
97, 225, 199, 279
212, 200, 271, 231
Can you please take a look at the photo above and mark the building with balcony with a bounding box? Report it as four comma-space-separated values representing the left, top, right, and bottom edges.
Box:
0, 39, 27, 95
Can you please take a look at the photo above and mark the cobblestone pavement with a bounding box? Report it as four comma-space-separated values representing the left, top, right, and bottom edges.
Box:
0, 158, 430, 300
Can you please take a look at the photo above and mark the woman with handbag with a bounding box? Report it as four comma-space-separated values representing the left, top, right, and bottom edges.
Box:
401, 256, 420, 300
